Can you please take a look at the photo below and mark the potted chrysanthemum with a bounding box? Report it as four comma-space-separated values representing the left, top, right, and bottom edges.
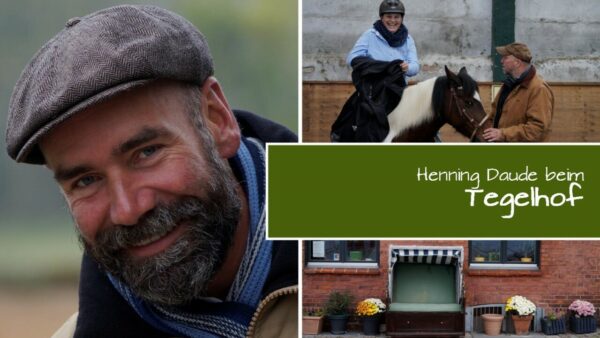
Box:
356, 298, 386, 335
568, 299, 597, 334
505, 295, 536, 335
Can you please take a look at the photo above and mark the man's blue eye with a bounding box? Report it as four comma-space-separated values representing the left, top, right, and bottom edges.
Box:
75, 176, 98, 188
140, 146, 158, 158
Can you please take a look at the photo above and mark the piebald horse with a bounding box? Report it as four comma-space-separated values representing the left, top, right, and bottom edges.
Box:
383, 66, 491, 142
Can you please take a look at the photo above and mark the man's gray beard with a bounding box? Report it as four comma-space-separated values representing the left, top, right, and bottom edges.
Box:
80, 155, 242, 306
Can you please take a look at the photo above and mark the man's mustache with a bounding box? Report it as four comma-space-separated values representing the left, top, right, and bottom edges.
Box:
93, 198, 205, 253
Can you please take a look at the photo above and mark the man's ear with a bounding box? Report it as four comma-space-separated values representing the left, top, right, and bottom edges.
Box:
200, 77, 241, 158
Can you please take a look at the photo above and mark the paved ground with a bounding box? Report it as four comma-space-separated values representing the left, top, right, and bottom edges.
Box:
305, 331, 600, 338
470, 333, 600, 338
0, 284, 78, 338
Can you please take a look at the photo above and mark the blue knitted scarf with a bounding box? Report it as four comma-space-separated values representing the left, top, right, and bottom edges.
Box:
107, 137, 271, 338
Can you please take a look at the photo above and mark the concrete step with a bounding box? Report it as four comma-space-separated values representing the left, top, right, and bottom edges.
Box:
304, 331, 600, 338
471, 332, 600, 338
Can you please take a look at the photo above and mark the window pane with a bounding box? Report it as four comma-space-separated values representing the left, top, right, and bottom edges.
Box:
507, 241, 536, 263
345, 241, 378, 262
310, 241, 343, 261
471, 241, 501, 263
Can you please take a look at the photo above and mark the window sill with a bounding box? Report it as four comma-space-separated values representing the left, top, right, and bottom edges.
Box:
469, 263, 539, 270
467, 264, 542, 277
306, 262, 378, 269
304, 263, 381, 275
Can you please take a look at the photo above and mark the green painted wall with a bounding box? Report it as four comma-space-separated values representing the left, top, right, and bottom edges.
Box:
492, 0, 516, 82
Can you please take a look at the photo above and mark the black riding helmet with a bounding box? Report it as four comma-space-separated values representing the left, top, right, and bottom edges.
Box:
379, 0, 405, 17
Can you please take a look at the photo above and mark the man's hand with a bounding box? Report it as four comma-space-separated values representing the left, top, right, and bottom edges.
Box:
483, 128, 505, 142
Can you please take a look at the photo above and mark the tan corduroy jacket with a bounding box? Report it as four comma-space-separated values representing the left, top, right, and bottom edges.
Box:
490, 66, 554, 142
51, 285, 298, 338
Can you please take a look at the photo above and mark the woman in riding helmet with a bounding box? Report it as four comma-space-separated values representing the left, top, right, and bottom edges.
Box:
347, 0, 420, 78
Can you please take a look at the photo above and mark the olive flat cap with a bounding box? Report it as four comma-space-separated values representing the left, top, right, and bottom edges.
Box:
6, 5, 214, 164
496, 42, 532, 63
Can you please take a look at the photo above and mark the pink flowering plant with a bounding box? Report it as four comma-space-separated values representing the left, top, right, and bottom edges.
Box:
568, 300, 596, 318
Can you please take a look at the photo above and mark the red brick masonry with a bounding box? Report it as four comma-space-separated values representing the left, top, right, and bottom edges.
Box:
303, 240, 600, 316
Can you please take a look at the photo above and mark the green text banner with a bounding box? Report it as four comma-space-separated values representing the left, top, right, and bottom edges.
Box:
267, 144, 599, 237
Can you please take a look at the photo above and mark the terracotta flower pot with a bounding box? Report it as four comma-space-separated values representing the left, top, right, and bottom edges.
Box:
481, 313, 503, 335
302, 315, 324, 335
512, 314, 533, 335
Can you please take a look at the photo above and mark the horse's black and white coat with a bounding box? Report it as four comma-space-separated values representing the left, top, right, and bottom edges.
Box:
383, 69, 482, 142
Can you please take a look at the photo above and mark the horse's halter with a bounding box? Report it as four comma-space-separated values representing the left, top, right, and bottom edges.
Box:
448, 86, 489, 141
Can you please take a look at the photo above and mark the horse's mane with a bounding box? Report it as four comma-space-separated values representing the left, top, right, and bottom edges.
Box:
431, 71, 479, 116
384, 69, 480, 142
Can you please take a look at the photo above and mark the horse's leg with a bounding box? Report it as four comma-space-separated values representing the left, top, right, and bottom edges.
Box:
382, 131, 395, 143
383, 114, 400, 142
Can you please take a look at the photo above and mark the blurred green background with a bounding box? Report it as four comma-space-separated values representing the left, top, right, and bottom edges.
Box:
0, 0, 298, 286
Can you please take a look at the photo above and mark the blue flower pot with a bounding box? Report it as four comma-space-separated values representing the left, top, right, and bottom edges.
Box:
570, 315, 597, 334
542, 317, 566, 335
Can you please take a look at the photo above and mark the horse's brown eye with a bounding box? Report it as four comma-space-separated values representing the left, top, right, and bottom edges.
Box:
465, 101, 473, 108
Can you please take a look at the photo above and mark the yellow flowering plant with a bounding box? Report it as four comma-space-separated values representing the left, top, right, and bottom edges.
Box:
356, 298, 386, 317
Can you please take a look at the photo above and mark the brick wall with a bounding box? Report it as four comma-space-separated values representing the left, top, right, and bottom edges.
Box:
303, 240, 600, 317
466, 240, 600, 315
303, 240, 465, 308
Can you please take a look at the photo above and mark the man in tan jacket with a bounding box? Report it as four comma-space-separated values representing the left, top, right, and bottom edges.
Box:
483, 42, 554, 142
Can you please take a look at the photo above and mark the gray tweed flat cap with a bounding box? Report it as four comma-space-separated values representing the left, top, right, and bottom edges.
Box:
6, 5, 214, 164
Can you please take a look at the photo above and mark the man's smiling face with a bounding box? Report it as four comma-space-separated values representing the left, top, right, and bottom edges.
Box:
40, 81, 242, 304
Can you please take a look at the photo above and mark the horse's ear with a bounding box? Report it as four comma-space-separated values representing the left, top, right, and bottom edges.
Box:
458, 67, 468, 77
444, 65, 453, 77
445, 65, 461, 85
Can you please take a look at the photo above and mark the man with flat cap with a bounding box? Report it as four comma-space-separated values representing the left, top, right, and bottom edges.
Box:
6, 5, 297, 338
483, 42, 554, 142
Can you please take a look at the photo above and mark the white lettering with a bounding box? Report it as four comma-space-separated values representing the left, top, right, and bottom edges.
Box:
487, 168, 499, 181
567, 182, 584, 206
418, 167, 480, 188
465, 188, 484, 206
465, 183, 584, 219
499, 193, 515, 219
416, 167, 428, 181
545, 167, 585, 182
486, 166, 537, 182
